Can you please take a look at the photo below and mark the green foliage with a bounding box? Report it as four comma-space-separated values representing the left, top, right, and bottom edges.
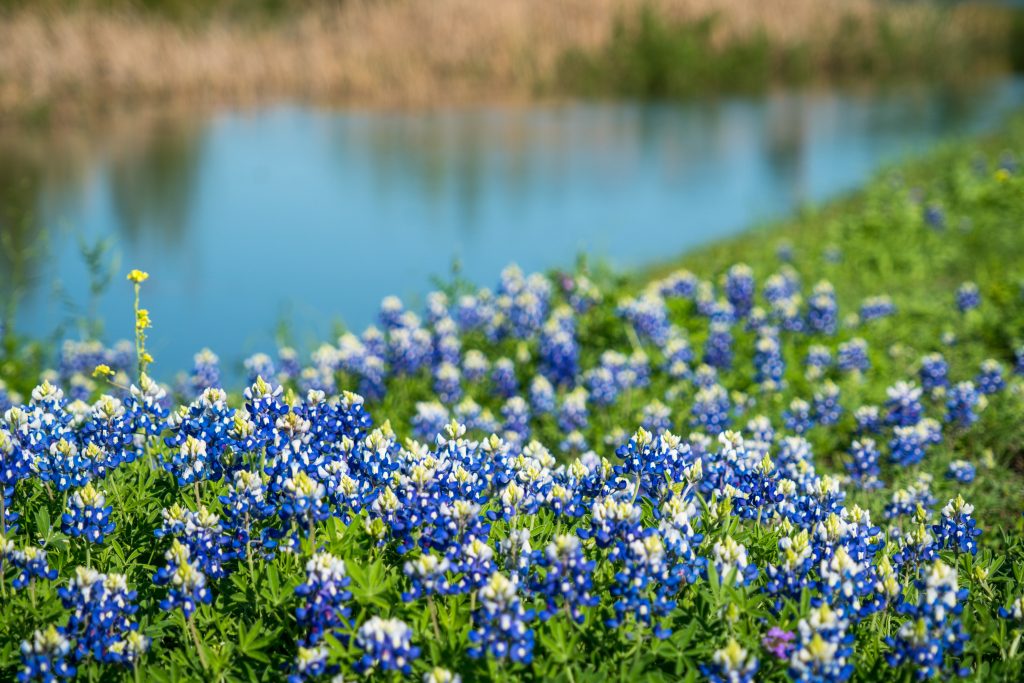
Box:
556, 3, 1023, 99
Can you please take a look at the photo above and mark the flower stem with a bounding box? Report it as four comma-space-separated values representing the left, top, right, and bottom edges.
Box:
187, 613, 209, 670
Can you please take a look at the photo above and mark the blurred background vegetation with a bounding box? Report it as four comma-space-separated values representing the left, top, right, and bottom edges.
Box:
0, 0, 1022, 121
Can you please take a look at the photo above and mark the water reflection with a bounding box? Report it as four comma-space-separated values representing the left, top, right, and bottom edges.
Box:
2, 78, 1023, 376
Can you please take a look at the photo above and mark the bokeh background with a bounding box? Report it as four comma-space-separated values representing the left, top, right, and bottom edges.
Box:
2, 0, 1023, 378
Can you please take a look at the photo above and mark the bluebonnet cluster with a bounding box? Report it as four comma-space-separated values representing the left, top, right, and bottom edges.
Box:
353, 617, 419, 674
294, 552, 352, 645
955, 282, 980, 312
469, 573, 535, 663
945, 382, 982, 428
57, 567, 147, 665
860, 295, 895, 322
886, 561, 970, 679
62, 484, 114, 544
701, 639, 758, 683
0, 256, 1017, 681
19, 625, 75, 682
975, 359, 1005, 395
919, 353, 949, 392
837, 338, 870, 373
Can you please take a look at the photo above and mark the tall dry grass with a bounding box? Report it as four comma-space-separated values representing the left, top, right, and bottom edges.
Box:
0, 0, 1016, 119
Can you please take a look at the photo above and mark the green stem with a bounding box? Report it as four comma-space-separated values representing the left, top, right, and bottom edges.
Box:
428, 595, 442, 641
187, 613, 209, 670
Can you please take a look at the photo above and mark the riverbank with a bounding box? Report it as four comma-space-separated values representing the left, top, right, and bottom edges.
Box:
0, 109, 1023, 681
1, 0, 1021, 122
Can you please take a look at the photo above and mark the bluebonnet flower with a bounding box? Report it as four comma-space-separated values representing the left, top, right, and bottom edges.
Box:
889, 424, 927, 467
886, 561, 969, 679
462, 350, 489, 383
528, 375, 555, 414
640, 400, 672, 435
289, 646, 334, 683
433, 362, 463, 405
104, 631, 150, 668
944, 381, 983, 428
412, 402, 449, 442
243, 353, 275, 385
295, 552, 352, 644
693, 364, 718, 388
153, 540, 212, 618
846, 439, 882, 490
277, 347, 300, 381
19, 625, 75, 683
663, 336, 694, 380
491, 358, 519, 398
999, 596, 1024, 621
501, 397, 531, 443
12, 546, 58, 590
919, 353, 949, 392
804, 345, 832, 381
955, 282, 980, 312
885, 381, 923, 427
788, 602, 853, 682
0, 379, 15, 412
388, 324, 434, 377
423, 667, 462, 683
924, 204, 945, 229
618, 293, 670, 346
807, 281, 838, 335
559, 430, 588, 455
783, 399, 814, 436
691, 385, 731, 434
725, 264, 755, 318
1015, 345, 1024, 376
932, 495, 980, 556
185, 348, 222, 397
561, 273, 601, 314
61, 483, 114, 544
813, 381, 842, 426
220, 470, 274, 560
703, 323, 734, 370
468, 572, 535, 663
975, 359, 1005, 395
403, 553, 451, 601
539, 308, 579, 387
557, 388, 589, 433
850, 405, 879, 436
58, 567, 143, 664
433, 324, 462, 367
711, 536, 758, 586
884, 475, 937, 521
656, 269, 699, 299
946, 460, 975, 484
531, 534, 598, 623
701, 639, 758, 683
860, 295, 895, 322
379, 295, 406, 329
353, 617, 419, 675
607, 531, 684, 637
584, 367, 618, 407
837, 338, 870, 373
753, 335, 785, 390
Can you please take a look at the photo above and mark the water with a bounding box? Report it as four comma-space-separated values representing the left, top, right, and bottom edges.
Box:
3, 78, 1023, 378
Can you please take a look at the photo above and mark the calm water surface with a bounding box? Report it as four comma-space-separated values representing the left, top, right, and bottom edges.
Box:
3, 78, 1024, 378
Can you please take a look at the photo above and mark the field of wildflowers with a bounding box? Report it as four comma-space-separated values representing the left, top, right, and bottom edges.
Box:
1, 121, 1024, 683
